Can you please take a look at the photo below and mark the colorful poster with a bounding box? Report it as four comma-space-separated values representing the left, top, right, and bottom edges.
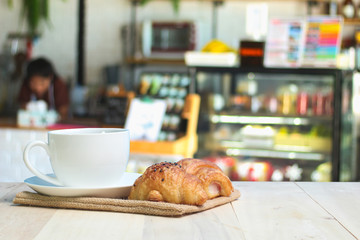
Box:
264, 18, 306, 67
302, 16, 343, 67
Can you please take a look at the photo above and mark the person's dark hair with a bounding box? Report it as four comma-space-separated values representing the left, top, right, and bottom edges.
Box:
24, 57, 58, 84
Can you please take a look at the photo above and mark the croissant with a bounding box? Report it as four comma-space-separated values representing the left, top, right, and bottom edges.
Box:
178, 158, 234, 199
128, 162, 208, 206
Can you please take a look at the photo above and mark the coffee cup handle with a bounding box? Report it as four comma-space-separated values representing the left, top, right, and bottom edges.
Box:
23, 140, 63, 186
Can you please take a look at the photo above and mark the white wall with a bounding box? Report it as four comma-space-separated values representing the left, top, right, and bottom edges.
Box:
0, 1, 309, 86
86, 0, 130, 85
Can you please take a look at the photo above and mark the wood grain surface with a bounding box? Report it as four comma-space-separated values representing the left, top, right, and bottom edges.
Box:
1, 182, 359, 240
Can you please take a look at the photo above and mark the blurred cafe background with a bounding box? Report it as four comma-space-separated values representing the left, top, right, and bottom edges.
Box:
0, 0, 360, 183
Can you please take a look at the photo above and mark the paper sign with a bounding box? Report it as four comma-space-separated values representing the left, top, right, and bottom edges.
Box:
246, 3, 268, 41
302, 16, 343, 67
125, 98, 166, 142
264, 18, 306, 67
264, 16, 343, 68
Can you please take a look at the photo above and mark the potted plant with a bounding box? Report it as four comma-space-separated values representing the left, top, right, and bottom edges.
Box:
7, 0, 67, 59
7, 0, 68, 36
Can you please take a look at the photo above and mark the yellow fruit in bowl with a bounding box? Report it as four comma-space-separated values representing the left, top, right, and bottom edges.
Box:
201, 39, 236, 53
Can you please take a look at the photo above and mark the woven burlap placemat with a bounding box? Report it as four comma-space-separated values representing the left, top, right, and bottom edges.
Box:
13, 190, 241, 217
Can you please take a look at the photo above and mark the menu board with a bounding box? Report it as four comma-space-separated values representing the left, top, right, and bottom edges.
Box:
264, 18, 306, 67
302, 16, 343, 67
264, 16, 343, 68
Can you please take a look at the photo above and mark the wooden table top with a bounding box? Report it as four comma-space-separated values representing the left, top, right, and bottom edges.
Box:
1, 182, 359, 240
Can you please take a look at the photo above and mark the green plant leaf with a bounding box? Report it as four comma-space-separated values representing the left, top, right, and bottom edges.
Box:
41, 0, 49, 21
20, 0, 29, 22
11, 0, 66, 36
140, 0, 152, 5
27, 0, 41, 35
171, 0, 180, 13
139, 0, 180, 13
7, 0, 13, 9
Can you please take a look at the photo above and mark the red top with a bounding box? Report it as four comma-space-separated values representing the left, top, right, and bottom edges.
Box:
18, 77, 70, 111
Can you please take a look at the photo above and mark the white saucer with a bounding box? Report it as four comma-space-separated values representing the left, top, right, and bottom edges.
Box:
24, 172, 141, 198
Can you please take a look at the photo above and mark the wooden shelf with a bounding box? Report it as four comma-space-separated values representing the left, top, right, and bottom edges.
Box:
130, 94, 200, 158
344, 18, 360, 26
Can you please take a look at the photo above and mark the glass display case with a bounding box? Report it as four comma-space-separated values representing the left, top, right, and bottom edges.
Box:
340, 71, 359, 181
189, 66, 356, 181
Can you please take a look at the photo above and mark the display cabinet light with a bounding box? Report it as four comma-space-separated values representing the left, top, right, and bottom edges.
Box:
211, 115, 310, 125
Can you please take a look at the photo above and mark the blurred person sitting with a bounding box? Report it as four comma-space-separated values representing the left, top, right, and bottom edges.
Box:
17, 57, 69, 120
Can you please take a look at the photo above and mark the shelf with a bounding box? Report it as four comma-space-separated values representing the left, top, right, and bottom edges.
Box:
210, 114, 332, 126
225, 148, 327, 161
205, 137, 330, 160
125, 57, 185, 65
344, 18, 360, 26
130, 0, 338, 3
130, 94, 200, 158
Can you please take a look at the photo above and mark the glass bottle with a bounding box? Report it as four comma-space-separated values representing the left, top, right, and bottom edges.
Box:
265, 91, 278, 114
279, 82, 298, 115
323, 85, 333, 116
312, 84, 325, 116
297, 82, 310, 116
355, 31, 360, 71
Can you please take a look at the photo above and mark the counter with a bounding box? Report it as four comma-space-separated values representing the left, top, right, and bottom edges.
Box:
1, 93, 200, 160
0, 116, 101, 129
0, 112, 197, 182
1, 182, 359, 239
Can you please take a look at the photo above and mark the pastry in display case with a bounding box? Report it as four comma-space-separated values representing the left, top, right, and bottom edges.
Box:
190, 66, 356, 182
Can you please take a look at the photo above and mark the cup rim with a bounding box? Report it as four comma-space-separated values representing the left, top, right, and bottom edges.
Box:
48, 128, 129, 136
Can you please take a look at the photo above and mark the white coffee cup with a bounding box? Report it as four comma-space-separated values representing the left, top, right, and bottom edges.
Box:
23, 128, 129, 188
